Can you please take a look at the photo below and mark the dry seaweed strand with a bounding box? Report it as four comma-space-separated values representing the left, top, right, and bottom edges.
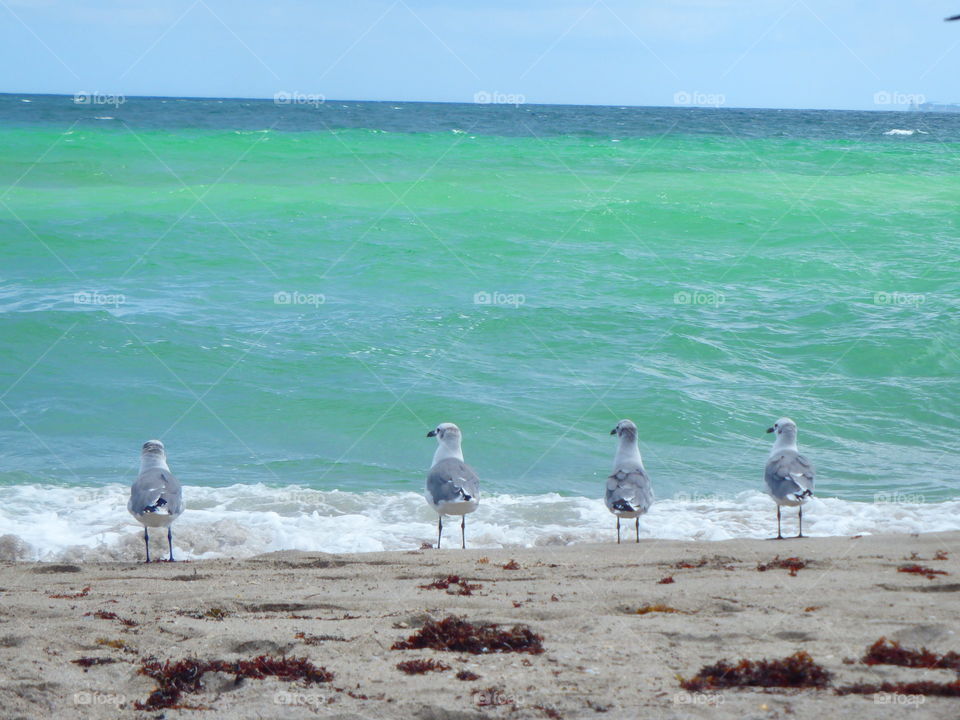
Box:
395, 658, 451, 674
898, 564, 948, 580
756, 556, 806, 576
86, 610, 138, 627
635, 604, 688, 615
679, 651, 832, 691
135, 655, 334, 710
502, 560, 521, 570
456, 670, 480, 681
835, 680, 960, 697
72, 657, 118, 668
391, 615, 544, 655
49, 586, 91, 599
657, 576, 675, 585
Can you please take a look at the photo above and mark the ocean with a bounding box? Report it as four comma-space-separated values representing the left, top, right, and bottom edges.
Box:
1, 94, 957, 560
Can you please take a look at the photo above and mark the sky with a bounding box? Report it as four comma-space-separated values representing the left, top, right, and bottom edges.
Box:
1, 0, 958, 110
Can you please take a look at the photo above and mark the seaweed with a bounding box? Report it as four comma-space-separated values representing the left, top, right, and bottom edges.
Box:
419, 575, 482, 595
48, 586, 91, 599
456, 670, 480, 681
294, 632, 349, 644
756, 556, 806, 576
635, 604, 688, 615
95, 637, 130, 651
934, 550, 949, 561
835, 680, 960, 697
135, 655, 334, 710
86, 610, 138, 627
391, 615, 544, 655
861, 637, 960, 672
395, 658, 451, 674
72, 657, 118, 668
898, 564, 948, 580
502, 559, 521, 570
674, 559, 707, 569
679, 651, 832, 691
803, 606, 822, 612
657, 576, 675, 584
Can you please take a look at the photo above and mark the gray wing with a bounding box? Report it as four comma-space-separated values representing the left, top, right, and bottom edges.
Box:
426, 458, 480, 504
605, 468, 653, 514
764, 450, 815, 500
128, 467, 183, 517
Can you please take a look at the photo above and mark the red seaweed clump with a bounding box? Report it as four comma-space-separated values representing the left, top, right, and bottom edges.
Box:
898, 564, 948, 580
502, 560, 521, 570
861, 637, 960, 672
395, 658, 451, 674
679, 651, 831, 691
391, 615, 544, 655
135, 655, 334, 710
657, 576, 675, 584
756, 556, 806, 576
419, 575, 482, 595
456, 670, 480, 681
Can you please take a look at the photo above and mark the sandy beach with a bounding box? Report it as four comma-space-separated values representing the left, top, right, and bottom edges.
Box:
0, 531, 957, 719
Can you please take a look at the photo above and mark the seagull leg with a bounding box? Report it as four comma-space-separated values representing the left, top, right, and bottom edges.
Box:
461, 516, 466, 550
167, 526, 175, 562
776, 506, 783, 540
635, 516, 640, 543
797, 505, 804, 538
143, 527, 150, 563
437, 516, 442, 549
616, 517, 621, 544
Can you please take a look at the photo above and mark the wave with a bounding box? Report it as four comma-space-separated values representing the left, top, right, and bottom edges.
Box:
0, 483, 957, 562
883, 128, 928, 136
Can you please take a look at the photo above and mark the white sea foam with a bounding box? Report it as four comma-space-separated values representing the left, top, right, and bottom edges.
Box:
0, 483, 956, 562
883, 129, 928, 136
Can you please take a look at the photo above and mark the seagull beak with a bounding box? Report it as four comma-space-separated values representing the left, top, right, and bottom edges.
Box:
766, 427, 775, 433
426, 429, 437, 438
610, 428, 617, 435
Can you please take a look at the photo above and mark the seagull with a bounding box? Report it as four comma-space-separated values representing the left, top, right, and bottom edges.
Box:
425, 423, 479, 549
128, 439, 183, 562
605, 419, 654, 544
764, 418, 815, 539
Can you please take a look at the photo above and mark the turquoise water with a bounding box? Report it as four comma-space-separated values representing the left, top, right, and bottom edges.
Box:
0, 95, 957, 557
